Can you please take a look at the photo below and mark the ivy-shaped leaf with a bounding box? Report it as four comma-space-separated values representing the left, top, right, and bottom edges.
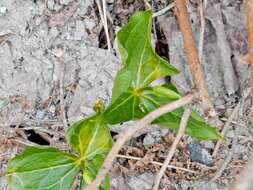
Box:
66, 114, 113, 189
111, 10, 179, 103
6, 147, 79, 190
105, 84, 222, 140
139, 85, 222, 140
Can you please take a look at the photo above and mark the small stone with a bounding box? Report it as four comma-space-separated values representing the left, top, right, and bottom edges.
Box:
188, 142, 214, 167
0, 6, 7, 16
143, 133, 155, 147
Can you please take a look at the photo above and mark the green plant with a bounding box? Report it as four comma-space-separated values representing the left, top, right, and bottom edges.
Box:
5, 10, 221, 190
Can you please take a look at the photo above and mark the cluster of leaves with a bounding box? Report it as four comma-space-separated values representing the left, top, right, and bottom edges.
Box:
6, 11, 221, 190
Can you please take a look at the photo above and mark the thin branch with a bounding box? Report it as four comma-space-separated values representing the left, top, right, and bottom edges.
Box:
153, 2, 175, 18
175, 0, 215, 118
84, 92, 196, 190
101, 0, 111, 51
210, 123, 238, 183
198, 0, 207, 62
95, 0, 111, 51
143, 0, 152, 9
153, 107, 192, 190
212, 103, 241, 157
116, 154, 196, 174
246, 0, 253, 123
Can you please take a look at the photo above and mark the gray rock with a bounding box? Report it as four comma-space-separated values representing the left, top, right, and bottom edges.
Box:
128, 172, 154, 190
188, 142, 214, 167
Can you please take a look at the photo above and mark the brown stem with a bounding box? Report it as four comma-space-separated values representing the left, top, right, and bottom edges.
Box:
246, 0, 253, 123
174, 0, 215, 118
84, 92, 195, 190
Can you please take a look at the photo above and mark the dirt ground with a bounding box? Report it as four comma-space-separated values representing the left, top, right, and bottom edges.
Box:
0, 0, 252, 190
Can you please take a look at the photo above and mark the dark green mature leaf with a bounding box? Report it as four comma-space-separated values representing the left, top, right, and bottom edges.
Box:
104, 88, 145, 124
140, 86, 222, 140
6, 147, 79, 190
111, 10, 179, 103
105, 84, 222, 140
66, 115, 113, 189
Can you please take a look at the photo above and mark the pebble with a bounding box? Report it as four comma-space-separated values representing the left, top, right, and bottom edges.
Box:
188, 142, 214, 167
0, 6, 7, 16
143, 133, 156, 147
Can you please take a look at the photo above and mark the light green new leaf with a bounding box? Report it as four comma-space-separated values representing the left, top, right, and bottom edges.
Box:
6, 147, 79, 190
66, 115, 113, 159
81, 155, 110, 190
66, 115, 113, 189
111, 10, 179, 103
140, 86, 222, 140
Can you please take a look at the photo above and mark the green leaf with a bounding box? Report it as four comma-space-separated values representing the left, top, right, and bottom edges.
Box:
139, 86, 222, 140
66, 115, 113, 159
81, 155, 110, 190
111, 10, 179, 103
6, 147, 79, 190
66, 115, 113, 189
104, 88, 145, 124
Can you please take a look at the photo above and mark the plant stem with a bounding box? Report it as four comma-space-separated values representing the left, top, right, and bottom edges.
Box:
153, 107, 192, 190
175, 0, 215, 118
84, 92, 196, 190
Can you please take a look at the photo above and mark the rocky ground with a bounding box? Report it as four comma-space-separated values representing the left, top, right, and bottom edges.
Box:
0, 0, 252, 190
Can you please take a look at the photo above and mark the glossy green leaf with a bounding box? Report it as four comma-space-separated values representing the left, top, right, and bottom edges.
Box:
6, 147, 79, 190
111, 10, 179, 103
139, 86, 222, 140
106, 84, 222, 140
66, 115, 113, 189
104, 88, 145, 124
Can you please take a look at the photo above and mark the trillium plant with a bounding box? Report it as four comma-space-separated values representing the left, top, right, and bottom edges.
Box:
6, 11, 221, 190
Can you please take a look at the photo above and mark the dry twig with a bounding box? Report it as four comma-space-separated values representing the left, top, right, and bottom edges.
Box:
210, 120, 239, 183
212, 103, 241, 157
153, 107, 192, 190
95, 0, 111, 51
175, 0, 215, 118
84, 92, 196, 190
153, 2, 175, 18
116, 154, 196, 173
246, 0, 253, 123
198, 0, 207, 62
